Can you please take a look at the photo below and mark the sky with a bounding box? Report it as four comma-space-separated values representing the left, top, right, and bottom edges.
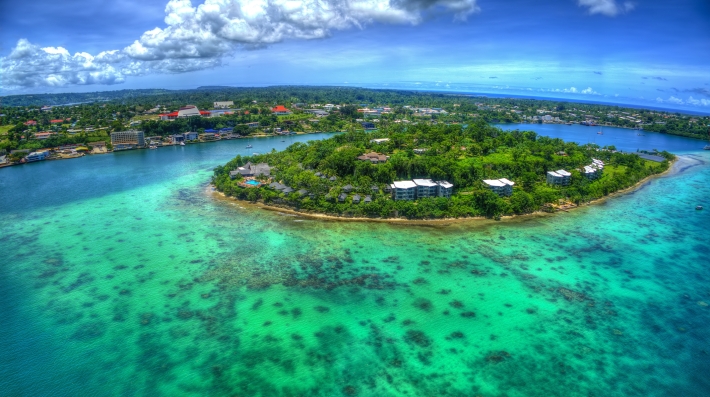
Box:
1, 0, 709, 112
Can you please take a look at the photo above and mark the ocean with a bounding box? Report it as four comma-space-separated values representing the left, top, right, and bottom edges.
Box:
1, 128, 708, 396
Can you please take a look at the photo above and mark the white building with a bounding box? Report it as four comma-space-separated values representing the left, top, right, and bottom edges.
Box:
413, 179, 438, 198
370, 138, 390, 144
110, 130, 145, 147
546, 169, 571, 186
390, 180, 417, 201
437, 181, 454, 198
213, 101, 233, 108
483, 178, 515, 196
178, 105, 201, 118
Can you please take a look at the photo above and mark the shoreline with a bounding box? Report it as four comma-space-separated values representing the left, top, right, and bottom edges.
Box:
208, 156, 680, 225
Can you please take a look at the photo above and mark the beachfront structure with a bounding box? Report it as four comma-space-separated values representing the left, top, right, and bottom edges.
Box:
413, 179, 439, 198
390, 181, 417, 201
483, 178, 515, 196
357, 152, 388, 164
581, 159, 604, 180
111, 130, 145, 147
437, 181, 454, 198
25, 151, 49, 162
546, 169, 572, 186
233, 162, 271, 178
213, 101, 233, 108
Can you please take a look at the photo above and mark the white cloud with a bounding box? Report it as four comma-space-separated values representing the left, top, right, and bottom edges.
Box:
578, 0, 635, 17
667, 96, 684, 104
1, 0, 479, 89
543, 86, 599, 95
686, 96, 710, 107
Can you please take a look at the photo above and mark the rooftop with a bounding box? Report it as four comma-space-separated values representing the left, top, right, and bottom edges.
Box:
392, 180, 417, 189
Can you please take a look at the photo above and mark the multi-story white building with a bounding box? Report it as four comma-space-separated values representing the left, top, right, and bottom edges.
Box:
413, 179, 438, 198
546, 169, 571, 186
390, 181, 417, 201
110, 130, 145, 147
483, 178, 515, 196
437, 181, 454, 198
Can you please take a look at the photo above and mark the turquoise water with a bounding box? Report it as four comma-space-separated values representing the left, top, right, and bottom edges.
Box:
1, 132, 709, 396
246, 180, 261, 186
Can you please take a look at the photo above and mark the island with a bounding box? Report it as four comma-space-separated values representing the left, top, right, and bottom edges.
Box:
212, 120, 674, 219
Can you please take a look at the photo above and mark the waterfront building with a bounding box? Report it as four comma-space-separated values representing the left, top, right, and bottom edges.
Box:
436, 181, 454, 198
390, 180, 417, 201
183, 132, 199, 141
483, 178, 515, 196
546, 169, 572, 186
111, 130, 145, 147
234, 162, 271, 177
581, 159, 604, 180
413, 179, 438, 198
25, 151, 49, 162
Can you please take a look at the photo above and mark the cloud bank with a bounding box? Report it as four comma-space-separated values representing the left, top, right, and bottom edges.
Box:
1, 0, 479, 89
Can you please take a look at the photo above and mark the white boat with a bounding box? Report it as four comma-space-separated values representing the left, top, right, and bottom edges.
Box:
246, 144, 253, 148
180, 142, 185, 146
149, 145, 157, 150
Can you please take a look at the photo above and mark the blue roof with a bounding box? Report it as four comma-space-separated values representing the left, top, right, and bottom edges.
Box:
204, 129, 218, 133
219, 127, 233, 132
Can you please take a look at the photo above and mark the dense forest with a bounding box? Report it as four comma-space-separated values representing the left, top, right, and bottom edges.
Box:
213, 121, 673, 219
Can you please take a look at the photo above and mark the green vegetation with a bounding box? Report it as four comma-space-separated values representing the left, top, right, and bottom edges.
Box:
213, 121, 673, 219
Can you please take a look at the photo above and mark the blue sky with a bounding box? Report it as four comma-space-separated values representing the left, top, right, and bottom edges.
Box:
1, 0, 709, 111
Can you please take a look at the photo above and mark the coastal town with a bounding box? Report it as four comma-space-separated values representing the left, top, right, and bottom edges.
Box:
2, 87, 706, 168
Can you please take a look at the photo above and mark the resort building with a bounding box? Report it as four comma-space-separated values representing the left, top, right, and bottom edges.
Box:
213, 101, 233, 108
233, 162, 271, 178
437, 181, 454, 198
390, 180, 417, 201
357, 152, 389, 164
413, 179, 439, 198
581, 159, 604, 180
110, 130, 145, 147
546, 169, 572, 186
483, 178, 515, 196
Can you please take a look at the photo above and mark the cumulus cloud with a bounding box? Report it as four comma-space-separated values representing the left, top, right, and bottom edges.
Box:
578, 0, 635, 17
542, 86, 599, 95
686, 96, 710, 106
1, 0, 479, 89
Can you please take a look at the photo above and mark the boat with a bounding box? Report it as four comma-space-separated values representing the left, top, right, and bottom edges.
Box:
697, 206, 704, 210
704, 145, 710, 150
246, 144, 253, 148
180, 142, 185, 146
149, 145, 157, 150
597, 126, 603, 135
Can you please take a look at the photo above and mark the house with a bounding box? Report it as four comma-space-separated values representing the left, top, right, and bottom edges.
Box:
343, 184, 354, 193
282, 187, 294, 194
370, 138, 390, 144
357, 152, 389, 164
272, 105, 291, 115
173, 134, 185, 143
390, 180, 417, 201
305, 109, 329, 117
364, 195, 372, 204
546, 169, 571, 186
247, 122, 259, 128
35, 132, 55, 140
183, 132, 199, 141
413, 148, 428, 154
338, 193, 347, 202
581, 159, 604, 180
371, 185, 379, 193
360, 122, 376, 130
25, 151, 50, 162
297, 189, 309, 197
329, 176, 337, 182
50, 119, 65, 124
235, 162, 271, 177
24, 120, 37, 126
213, 101, 234, 108
483, 178, 515, 196
436, 181, 454, 198
353, 194, 361, 204
413, 179, 438, 198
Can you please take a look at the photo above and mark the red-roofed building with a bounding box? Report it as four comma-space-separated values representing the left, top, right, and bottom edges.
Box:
271, 105, 291, 115
50, 119, 65, 124
199, 110, 211, 116
24, 120, 37, 126
159, 111, 179, 120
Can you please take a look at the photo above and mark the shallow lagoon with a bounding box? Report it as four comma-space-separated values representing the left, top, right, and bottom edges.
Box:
1, 132, 709, 396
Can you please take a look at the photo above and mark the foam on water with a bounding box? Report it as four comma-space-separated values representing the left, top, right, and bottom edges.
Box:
1, 142, 709, 396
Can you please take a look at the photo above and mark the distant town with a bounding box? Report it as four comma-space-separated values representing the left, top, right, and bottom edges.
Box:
1, 87, 708, 167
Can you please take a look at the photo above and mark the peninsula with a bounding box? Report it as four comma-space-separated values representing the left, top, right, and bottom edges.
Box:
213, 120, 674, 219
